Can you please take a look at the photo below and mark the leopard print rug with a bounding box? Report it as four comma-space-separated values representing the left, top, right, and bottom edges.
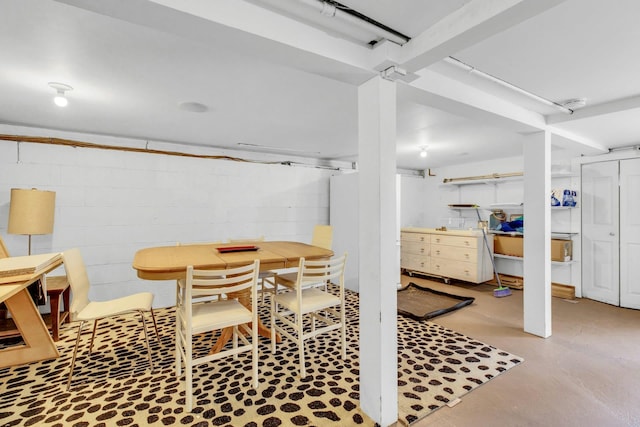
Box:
0, 289, 522, 426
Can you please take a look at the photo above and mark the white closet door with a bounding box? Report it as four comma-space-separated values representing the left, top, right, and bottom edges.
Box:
581, 161, 619, 305
620, 158, 640, 309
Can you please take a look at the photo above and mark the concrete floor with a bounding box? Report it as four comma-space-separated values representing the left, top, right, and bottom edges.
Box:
400, 274, 640, 427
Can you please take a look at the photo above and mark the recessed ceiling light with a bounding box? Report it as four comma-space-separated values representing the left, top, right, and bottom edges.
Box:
178, 102, 208, 113
419, 146, 428, 158
48, 82, 73, 107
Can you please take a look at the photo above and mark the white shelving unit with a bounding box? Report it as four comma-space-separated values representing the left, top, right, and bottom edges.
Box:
441, 170, 581, 291
493, 253, 577, 266
441, 174, 523, 187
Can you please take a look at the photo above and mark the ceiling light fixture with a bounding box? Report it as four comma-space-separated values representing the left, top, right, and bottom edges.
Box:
560, 98, 587, 110
48, 82, 73, 107
420, 147, 428, 158
178, 101, 209, 113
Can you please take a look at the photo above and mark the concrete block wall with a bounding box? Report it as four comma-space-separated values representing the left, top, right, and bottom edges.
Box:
0, 129, 334, 308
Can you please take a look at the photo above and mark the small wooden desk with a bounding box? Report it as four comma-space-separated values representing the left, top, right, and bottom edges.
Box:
133, 241, 333, 352
0, 254, 63, 368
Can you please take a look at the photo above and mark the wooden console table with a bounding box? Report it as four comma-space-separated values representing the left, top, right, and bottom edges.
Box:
0, 253, 64, 368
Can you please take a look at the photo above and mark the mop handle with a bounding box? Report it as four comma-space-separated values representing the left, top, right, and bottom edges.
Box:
475, 207, 503, 288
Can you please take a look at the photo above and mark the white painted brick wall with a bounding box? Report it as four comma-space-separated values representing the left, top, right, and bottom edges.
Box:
0, 131, 333, 308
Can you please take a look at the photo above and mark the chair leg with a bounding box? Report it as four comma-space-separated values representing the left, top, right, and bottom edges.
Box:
149, 308, 160, 340
260, 279, 265, 305
186, 367, 193, 411
340, 308, 346, 360
175, 318, 182, 378
138, 311, 154, 371
297, 313, 306, 378
89, 319, 99, 353
66, 320, 86, 391
270, 297, 277, 354
186, 334, 193, 412
233, 325, 238, 359
252, 320, 258, 389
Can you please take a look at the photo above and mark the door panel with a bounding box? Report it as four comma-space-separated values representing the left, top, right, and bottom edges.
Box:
582, 161, 619, 305
620, 158, 640, 309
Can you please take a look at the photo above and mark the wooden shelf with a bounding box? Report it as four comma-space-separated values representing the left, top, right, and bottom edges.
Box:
551, 232, 579, 238
443, 172, 576, 186
551, 172, 578, 178
0, 310, 69, 340
442, 175, 522, 186
493, 253, 576, 265
489, 230, 523, 236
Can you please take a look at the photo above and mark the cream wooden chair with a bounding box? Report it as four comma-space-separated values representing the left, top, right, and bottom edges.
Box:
176, 260, 260, 411
176, 241, 223, 302
227, 236, 275, 305
270, 253, 347, 378
265, 225, 333, 293
63, 248, 159, 391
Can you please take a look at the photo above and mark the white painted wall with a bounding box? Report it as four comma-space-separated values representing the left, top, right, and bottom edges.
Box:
0, 126, 336, 308
400, 155, 525, 229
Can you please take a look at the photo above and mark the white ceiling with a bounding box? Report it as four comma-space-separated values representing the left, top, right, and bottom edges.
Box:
1, 0, 639, 171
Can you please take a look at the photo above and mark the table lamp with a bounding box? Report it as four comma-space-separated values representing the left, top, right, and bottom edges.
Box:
8, 188, 56, 255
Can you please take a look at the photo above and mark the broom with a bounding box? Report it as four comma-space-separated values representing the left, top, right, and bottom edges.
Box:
475, 207, 512, 297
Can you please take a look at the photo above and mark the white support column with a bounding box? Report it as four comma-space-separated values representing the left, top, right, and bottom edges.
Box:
523, 130, 552, 338
358, 75, 398, 426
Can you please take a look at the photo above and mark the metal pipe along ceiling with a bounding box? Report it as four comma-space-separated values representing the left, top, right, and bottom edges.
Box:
445, 56, 574, 115
256, 0, 409, 45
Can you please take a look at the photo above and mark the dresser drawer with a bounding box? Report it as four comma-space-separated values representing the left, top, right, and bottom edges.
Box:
430, 258, 478, 282
401, 232, 430, 243
431, 234, 478, 249
431, 244, 477, 263
401, 254, 429, 272
402, 241, 429, 255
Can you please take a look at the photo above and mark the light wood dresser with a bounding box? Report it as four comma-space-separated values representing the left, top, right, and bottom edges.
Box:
400, 227, 494, 284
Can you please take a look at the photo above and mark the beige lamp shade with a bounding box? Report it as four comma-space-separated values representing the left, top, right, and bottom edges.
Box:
8, 188, 56, 235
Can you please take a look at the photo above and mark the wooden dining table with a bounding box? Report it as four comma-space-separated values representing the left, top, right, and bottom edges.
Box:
132, 241, 334, 353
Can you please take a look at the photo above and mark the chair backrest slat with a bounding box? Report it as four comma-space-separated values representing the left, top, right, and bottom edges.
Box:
311, 225, 332, 250
181, 261, 260, 300
296, 254, 347, 288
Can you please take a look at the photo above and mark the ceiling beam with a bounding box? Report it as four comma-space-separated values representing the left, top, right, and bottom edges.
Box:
403, 69, 546, 133
402, 70, 609, 154
397, 0, 567, 73
547, 94, 640, 124
545, 126, 609, 153
56, 0, 377, 85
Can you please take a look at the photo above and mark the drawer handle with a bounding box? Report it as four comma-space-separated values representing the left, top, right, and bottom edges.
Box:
464, 254, 469, 259
464, 241, 470, 246
435, 238, 440, 243
435, 250, 440, 255
420, 248, 424, 253
420, 237, 425, 241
